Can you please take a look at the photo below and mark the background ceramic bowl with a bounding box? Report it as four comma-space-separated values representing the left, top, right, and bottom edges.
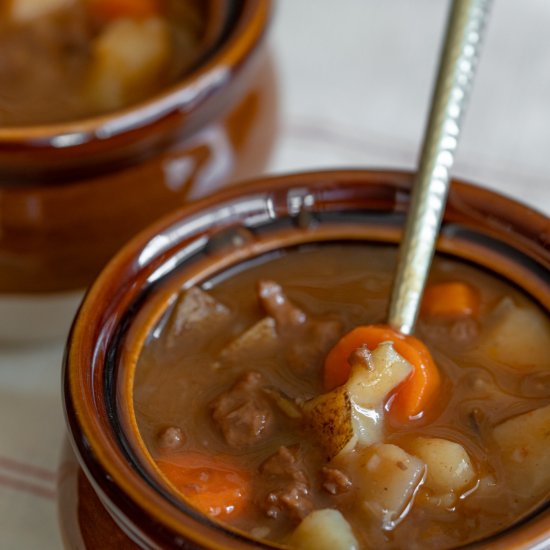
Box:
0, 0, 278, 341
61, 170, 550, 549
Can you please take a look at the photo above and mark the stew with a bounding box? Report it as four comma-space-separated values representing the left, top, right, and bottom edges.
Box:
0, 0, 204, 126
133, 244, 550, 549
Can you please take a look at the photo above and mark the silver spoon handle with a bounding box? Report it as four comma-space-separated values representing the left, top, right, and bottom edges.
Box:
388, 0, 492, 335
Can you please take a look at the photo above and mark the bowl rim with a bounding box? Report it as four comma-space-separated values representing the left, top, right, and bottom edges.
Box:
0, 0, 271, 147
63, 168, 550, 549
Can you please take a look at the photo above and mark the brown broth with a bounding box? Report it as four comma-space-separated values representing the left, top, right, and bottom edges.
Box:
133, 244, 550, 549
0, 0, 204, 126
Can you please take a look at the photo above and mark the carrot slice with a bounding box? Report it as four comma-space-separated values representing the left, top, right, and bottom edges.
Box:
421, 281, 479, 318
156, 452, 250, 519
323, 324, 440, 422
87, 0, 160, 21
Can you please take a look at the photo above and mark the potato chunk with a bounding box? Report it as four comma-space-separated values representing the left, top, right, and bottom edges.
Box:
288, 509, 359, 550
303, 388, 354, 459
86, 16, 171, 111
355, 443, 425, 529
476, 298, 550, 369
304, 342, 413, 457
409, 437, 475, 497
493, 404, 550, 498
219, 317, 279, 362
165, 287, 230, 348
347, 342, 414, 410
347, 342, 413, 447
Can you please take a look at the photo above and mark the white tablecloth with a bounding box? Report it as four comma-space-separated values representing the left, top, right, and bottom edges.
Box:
1, 1, 549, 548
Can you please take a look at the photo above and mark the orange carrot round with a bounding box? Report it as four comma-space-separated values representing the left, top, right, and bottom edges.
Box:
421, 281, 479, 318
156, 452, 250, 519
323, 324, 440, 422
87, 0, 160, 22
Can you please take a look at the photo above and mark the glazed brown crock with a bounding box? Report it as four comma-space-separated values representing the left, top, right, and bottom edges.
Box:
0, 0, 277, 340
61, 169, 550, 549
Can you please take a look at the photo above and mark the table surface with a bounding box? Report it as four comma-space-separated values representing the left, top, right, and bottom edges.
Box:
1, 1, 549, 548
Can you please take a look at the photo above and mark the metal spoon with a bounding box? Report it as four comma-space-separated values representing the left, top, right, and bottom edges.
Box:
388, 0, 493, 335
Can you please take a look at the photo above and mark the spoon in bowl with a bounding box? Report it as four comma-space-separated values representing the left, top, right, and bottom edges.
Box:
387, 1, 550, 528
388, 0, 493, 335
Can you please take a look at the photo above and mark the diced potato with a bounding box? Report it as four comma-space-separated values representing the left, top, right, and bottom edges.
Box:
5, 0, 73, 22
409, 437, 475, 496
288, 509, 359, 550
86, 16, 171, 111
303, 388, 355, 458
347, 342, 413, 447
219, 317, 279, 362
346, 342, 413, 411
355, 443, 426, 529
304, 342, 413, 457
476, 298, 550, 370
165, 287, 230, 348
493, 404, 550, 498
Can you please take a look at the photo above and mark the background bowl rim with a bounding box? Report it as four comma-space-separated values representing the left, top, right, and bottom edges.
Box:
0, 0, 271, 146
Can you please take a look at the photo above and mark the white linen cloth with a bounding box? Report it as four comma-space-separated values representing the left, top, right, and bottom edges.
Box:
0, 1, 549, 547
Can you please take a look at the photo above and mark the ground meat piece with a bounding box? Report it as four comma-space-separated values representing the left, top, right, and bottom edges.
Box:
257, 280, 342, 373
261, 446, 309, 482
157, 426, 185, 450
257, 280, 306, 327
259, 446, 313, 521
219, 317, 279, 363
210, 372, 274, 447
264, 484, 311, 521
321, 466, 352, 495
166, 287, 230, 349
0, 7, 93, 126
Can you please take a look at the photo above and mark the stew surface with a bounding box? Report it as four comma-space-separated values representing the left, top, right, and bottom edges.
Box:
133, 244, 550, 549
0, 0, 204, 126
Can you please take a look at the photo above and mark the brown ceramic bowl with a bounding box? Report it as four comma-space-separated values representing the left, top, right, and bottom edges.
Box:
0, 0, 277, 340
61, 170, 550, 549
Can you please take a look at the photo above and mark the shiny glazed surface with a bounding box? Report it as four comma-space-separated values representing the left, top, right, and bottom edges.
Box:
133, 244, 550, 549
61, 171, 550, 550
58, 441, 138, 549
0, 0, 277, 295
